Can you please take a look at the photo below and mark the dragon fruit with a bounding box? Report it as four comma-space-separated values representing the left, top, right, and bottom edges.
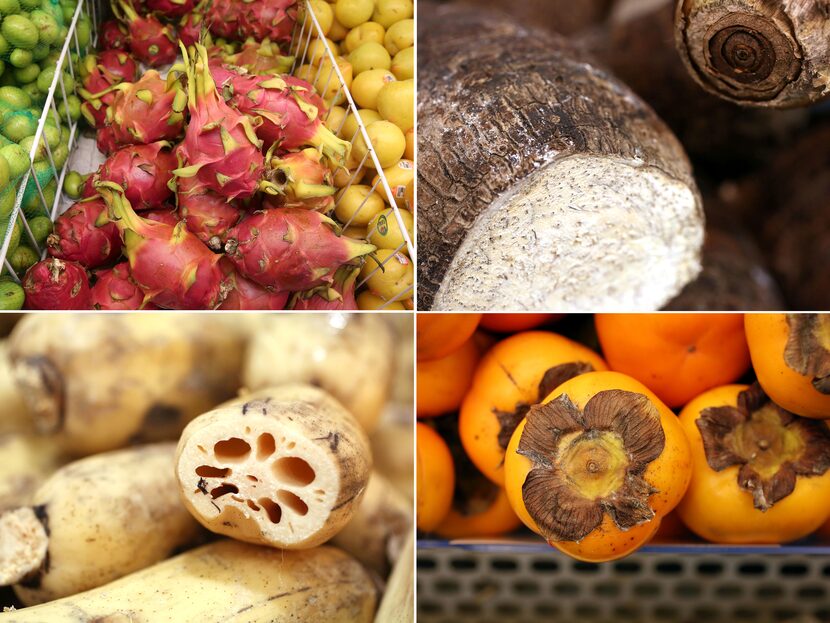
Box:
176, 175, 242, 251
46, 198, 123, 268
223, 38, 294, 75
265, 147, 336, 212
78, 51, 138, 129
113, 0, 177, 67
146, 0, 195, 17
217, 258, 288, 309
101, 20, 129, 50
96, 126, 119, 156
96, 181, 230, 310
96, 142, 177, 210
178, 0, 208, 46
91, 262, 156, 310
144, 208, 180, 226
224, 208, 375, 291
236, 0, 298, 46
291, 264, 360, 310
103, 71, 187, 146
174, 43, 271, 200
23, 259, 91, 310
206, 0, 241, 39
232, 74, 349, 164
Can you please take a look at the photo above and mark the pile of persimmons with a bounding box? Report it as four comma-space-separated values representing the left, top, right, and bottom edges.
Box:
416, 313, 830, 562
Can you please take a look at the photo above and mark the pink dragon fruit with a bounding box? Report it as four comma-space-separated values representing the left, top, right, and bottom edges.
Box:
113, 0, 177, 67
96, 142, 177, 210
101, 20, 129, 50
223, 38, 294, 75
174, 43, 270, 200
96, 181, 231, 310
46, 198, 123, 268
103, 71, 187, 146
224, 208, 375, 291
178, 0, 207, 46
146, 0, 195, 17
264, 147, 336, 212
23, 259, 91, 310
96, 126, 119, 155
144, 208, 180, 226
232, 74, 349, 164
291, 264, 360, 310
78, 51, 138, 129
217, 258, 288, 309
236, 0, 297, 46
91, 262, 156, 310
205, 0, 241, 39
176, 175, 242, 251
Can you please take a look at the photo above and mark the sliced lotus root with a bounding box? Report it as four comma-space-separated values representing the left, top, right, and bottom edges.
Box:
175, 385, 372, 549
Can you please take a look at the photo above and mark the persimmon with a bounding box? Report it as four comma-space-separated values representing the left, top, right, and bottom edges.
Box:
459, 331, 608, 485
417, 337, 480, 418
417, 313, 481, 361
745, 314, 830, 419
677, 383, 830, 543
479, 314, 560, 333
595, 313, 751, 408
504, 371, 692, 562
416, 422, 455, 531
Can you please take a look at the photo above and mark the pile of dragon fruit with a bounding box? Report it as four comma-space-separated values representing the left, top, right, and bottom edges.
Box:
21, 0, 384, 310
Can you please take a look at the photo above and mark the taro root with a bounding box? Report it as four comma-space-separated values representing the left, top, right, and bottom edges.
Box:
675, 0, 830, 108
677, 383, 830, 543
0, 444, 202, 606
418, 2, 703, 311
175, 385, 372, 550
503, 371, 692, 562
460, 0, 613, 36
7, 315, 245, 456
243, 314, 393, 433
459, 331, 608, 485
746, 314, 830, 419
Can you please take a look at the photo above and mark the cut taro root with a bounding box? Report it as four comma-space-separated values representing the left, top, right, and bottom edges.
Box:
175, 385, 371, 549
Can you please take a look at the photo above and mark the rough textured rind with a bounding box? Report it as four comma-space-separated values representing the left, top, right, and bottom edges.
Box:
675, 0, 830, 108
417, 2, 703, 310
1, 541, 376, 623
460, 0, 613, 35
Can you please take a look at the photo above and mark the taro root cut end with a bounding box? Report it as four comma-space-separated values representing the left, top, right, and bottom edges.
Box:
517, 390, 665, 542
784, 314, 830, 394
675, 0, 829, 107
696, 383, 830, 511
176, 385, 372, 550
0, 507, 48, 586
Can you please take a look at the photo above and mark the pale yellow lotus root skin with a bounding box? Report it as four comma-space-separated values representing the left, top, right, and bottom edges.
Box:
176, 384, 372, 549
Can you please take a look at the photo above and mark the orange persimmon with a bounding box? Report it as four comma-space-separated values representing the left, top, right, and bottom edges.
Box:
595, 313, 751, 408
417, 337, 480, 418
416, 422, 455, 531
460, 331, 608, 485
479, 314, 560, 333
504, 371, 692, 562
417, 313, 482, 361
745, 314, 830, 419
677, 383, 830, 543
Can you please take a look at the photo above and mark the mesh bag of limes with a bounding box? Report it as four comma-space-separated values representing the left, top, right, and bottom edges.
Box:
0, 0, 91, 309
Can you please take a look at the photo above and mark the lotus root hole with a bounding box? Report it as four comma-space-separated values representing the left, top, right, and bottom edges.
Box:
245, 427, 251, 434
273, 456, 316, 486
287, 441, 296, 450
247, 500, 260, 511
256, 433, 276, 460
214, 437, 251, 462
196, 465, 231, 478
247, 475, 259, 482
259, 498, 282, 523
210, 483, 239, 499
277, 490, 309, 516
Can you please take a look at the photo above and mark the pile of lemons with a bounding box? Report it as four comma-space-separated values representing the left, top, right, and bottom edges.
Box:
296, 0, 414, 310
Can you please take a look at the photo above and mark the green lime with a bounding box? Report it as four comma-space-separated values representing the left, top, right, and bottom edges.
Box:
9, 48, 34, 68
0, 86, 31, 110
29, 10, 59, 45
63, 170, 82, 198
1, 113, 37, 142
2, 16, 39, 50
26, 215, 52, 245
12, 62, 40, 84
0, 152, 8, 189
0, 0, 21, 16
0, 280, 25, 310
0, 143, 28, 177
9, 244, 39, 274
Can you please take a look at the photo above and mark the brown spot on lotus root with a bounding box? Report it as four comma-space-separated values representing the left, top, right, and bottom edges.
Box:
273, 456, 316, 486
256, 433, 276, 460
214, 438, 251, 462
259, 498, 282, 523
277, 490, 309, 516
196, 465, 231, 478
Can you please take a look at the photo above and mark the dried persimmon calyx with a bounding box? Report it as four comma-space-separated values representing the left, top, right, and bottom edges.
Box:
175, 385, 372, 550
696, 383, 830, 511
517, 389, 665, 543
785, 314, 830, 394
492, 361, 595, 451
